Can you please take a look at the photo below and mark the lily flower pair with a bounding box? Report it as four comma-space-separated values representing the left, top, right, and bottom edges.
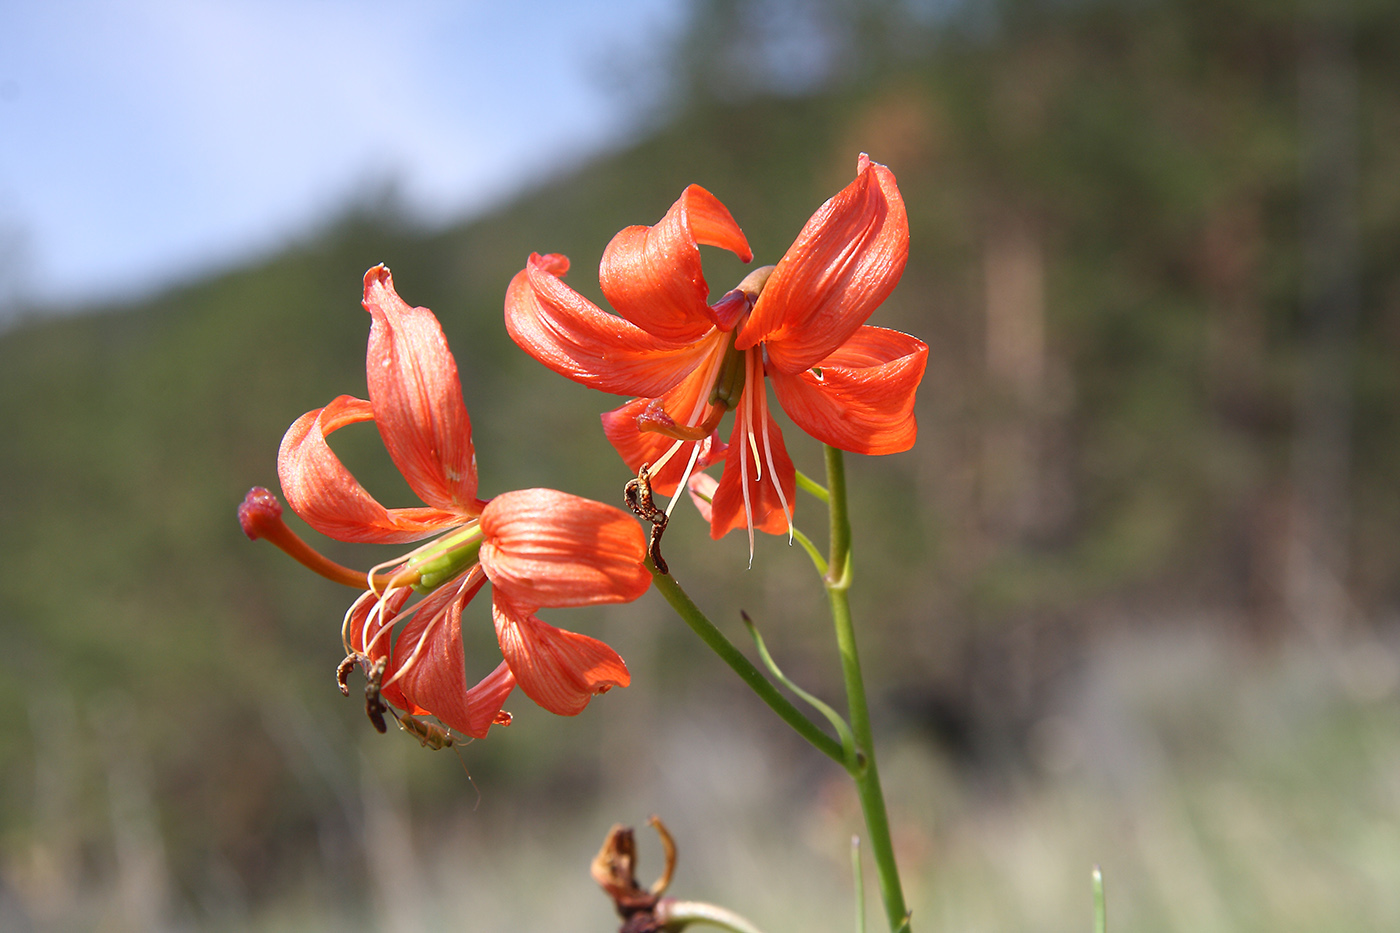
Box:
243, 154, 926, 740
240, 266, 651, 738
505, 154, 927, 552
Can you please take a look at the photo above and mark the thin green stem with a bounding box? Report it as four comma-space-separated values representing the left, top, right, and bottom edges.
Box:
824, 446, 851, 586
795, 469, 830, 503
852, 836, 866, 933
824, 445, 909, 933
649, 564, 846, 765
791, 525, 829, 577
1093, 865, 1106, 933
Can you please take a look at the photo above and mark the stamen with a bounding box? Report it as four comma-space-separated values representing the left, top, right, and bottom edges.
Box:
361, 587, 407, 657
648, 438, 687, 476
380, 568, 485, 691
664, 441, 707, 520
342, 589, 376, 656
659, 340, 732, 518
756, 375, 794, 541
366, 554, 410, 597
747, 431, 763, 483
381, 604, 443, 691
739, 353, 757, 566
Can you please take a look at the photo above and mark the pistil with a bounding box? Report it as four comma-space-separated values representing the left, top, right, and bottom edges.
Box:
239, 487, 396, 590
707, 332, 747, 410
407, 523, 485, 593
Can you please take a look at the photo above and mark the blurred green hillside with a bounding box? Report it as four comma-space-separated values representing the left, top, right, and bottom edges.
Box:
3, 0, 1400, 930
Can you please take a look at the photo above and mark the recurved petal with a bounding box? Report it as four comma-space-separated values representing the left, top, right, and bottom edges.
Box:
600, 185, 753, 343
686, 471, 719, 525
277, 395, 466, 543
506, 253, 709, 397
479, 489, 651, 608
707, 400, 797, 540
362, 266, 480, 516
493, 597, 629, 716
386, 573, 515, 739
769, 326, 927, 455
738, 155, 909, 374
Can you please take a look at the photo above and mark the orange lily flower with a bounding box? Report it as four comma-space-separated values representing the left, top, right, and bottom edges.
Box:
240, 266, 650, 738
505, 154, 927, 552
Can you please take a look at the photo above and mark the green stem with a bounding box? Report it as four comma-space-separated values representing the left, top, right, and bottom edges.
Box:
1093, 865, 1106, 933
649, 564, 846, 765
795, 469, 830, 503
791, 525, 829, 577
824, 445, 909, 933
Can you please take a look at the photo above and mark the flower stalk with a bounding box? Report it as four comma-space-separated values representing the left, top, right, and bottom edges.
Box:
647, 566, 846, 765
824, 449, 909, 933
653, 449, 911, 932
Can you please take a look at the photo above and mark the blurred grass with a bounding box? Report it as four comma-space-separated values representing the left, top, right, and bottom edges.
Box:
3, 0, 1400, 929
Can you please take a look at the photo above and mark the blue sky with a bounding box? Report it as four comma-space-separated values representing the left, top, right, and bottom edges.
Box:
0, 0, 684, 315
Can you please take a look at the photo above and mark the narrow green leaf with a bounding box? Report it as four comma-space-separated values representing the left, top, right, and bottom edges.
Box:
742, 610, 855, 762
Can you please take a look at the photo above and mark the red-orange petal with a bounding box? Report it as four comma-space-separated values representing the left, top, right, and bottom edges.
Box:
687, 471, 719, 525
769, 326, 927, 455
362, 265, 480, 516
493, 596, 629, 716
386, 574, 515, 739
737, 155, 909, 374
478, 488, 652, 608
505, 253, 708, 397
600, 185, 753, 343
707, 398, 797, 539
277, 395, 466, 543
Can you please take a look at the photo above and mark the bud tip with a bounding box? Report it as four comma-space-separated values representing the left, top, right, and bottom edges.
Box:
238, 486, 283, 540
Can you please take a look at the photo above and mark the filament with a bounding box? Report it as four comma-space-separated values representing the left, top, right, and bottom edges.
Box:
740, 352, 758, 565
342, 589, 376, 656
756, 373, 794, 540
665, 440, 707, 520
648, 438, 687, 476
381, 603, 443, 691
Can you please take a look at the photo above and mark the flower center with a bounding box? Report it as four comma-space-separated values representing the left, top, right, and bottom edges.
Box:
637, 265, 778, 444
707, 331, 747, 411
407, 522, 485, 593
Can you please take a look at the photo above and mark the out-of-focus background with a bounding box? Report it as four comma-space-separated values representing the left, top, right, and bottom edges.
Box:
4, 1, 1400, 930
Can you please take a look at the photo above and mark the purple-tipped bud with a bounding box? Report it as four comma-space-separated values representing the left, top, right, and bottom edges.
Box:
238, 487, 283, 540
